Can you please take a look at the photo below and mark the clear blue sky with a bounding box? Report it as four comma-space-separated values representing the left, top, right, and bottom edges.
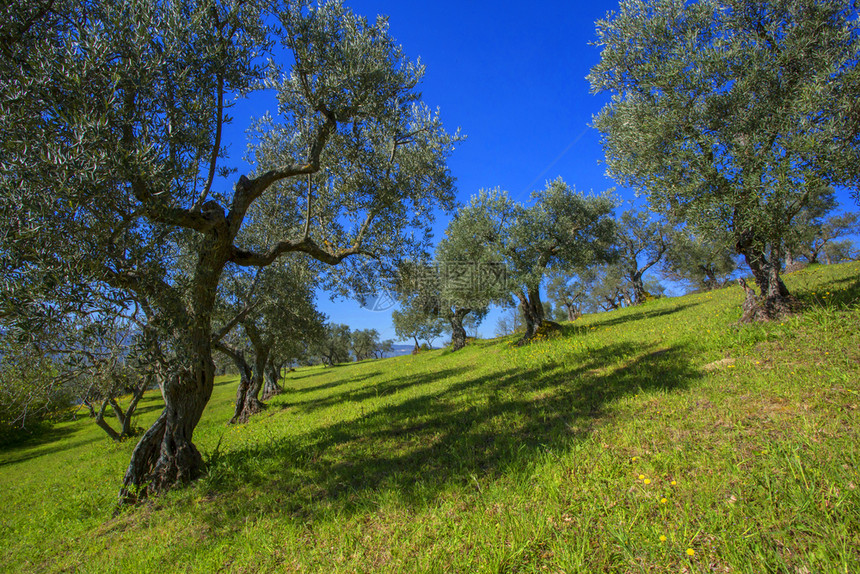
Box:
225, 0, 858, 343
324, 0, 636, 342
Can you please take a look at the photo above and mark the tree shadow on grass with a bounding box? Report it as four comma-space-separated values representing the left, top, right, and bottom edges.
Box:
564, 302, 701, 334
794, 274, 860, 309
280, 367, 469, 414
198, 340, 702, 526
214, 376, 239, 388
0, 430, 102, 467
282, 370, 385, 398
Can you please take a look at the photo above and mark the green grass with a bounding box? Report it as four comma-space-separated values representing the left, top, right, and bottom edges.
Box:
2, 262, 859, 573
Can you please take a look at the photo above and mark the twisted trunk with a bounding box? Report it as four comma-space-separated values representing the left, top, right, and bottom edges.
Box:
737, 235, 793, 321
94, 400, 122, 441
120, 239, 224, 503
90, 376, 150, 442
630, 272, 647, 304
260, 360, 283, 400
563, 299, 582, 321
448, 307, 470, 351
120, 355, 213, 503
516, 286, 545, 344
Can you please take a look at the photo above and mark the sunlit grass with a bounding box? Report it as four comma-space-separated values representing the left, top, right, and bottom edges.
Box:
1, 261, 859, 573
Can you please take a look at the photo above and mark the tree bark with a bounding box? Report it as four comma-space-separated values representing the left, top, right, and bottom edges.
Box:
736, 237, 793, 321
630, 272, 647, 304
565, 303, 581, 321
260, 360, 282, 400
516, 286, 545, 344
95, 400, 122, 442
448, 307, 470, 351
119, 378, 149, 437
91, 376, 150, 442
214, 341, 254, 424
230, 356, 256, 424
120, 236, 225, 503
120, 358, 212, 503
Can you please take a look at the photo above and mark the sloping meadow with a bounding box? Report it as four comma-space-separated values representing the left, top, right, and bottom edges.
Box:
1, 262, 858, 573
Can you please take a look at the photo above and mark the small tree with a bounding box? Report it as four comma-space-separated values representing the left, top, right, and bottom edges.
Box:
392, 303, 446, 351
214, 260, 324, 423
547, 272, 592, 321
784, 188, 859, 266
433, 194, 513, 350
350, 328, 380, 362
662, 229, 739, 292
585, 264, 632, 312
615, 209, 672, 304
310, 323, 352, 366
494, 306, 524, 337
462, 181, 616, 343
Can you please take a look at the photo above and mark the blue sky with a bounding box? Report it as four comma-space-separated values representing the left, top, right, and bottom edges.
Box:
326, 0, 634, 342
224, 0, 858, 343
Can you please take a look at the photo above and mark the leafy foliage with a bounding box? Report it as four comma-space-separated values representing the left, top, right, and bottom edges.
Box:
589, 0, 860, 308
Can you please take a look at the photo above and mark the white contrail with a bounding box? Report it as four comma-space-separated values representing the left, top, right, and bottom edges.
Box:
518, 125, 591, 200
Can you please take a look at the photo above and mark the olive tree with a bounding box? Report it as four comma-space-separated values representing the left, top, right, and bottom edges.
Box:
614, 209, 672, 304
214, 260, 323, 424
783, 188, 859, 266
661, 229, 739, 292
589, 0, 860, 319
309, 323, 352, 366
458, 181, 616, 343
546, 270, 599, 321
0, 0, 458, 501
391, 303, 446, 351
431, 193, 515, 350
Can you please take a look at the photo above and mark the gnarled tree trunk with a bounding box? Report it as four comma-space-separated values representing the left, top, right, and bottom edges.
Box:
448, 307, 471, 351
630, 272, 647, 304
120, 351, 214, 503
120, 240, 225, 504
737, 236, 794, 321
229, 323, 269, 423
516, 286, 545, 344
260, 360, 283, 400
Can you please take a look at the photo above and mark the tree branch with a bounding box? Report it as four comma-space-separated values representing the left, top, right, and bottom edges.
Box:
229, 236, 366, 267
194, 72, 225, 210
210, 269, 263, 344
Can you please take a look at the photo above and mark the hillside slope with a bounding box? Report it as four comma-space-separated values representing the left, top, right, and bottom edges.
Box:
1, 262, 859, 573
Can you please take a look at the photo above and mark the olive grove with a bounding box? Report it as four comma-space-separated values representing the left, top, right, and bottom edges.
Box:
0, 0, 459, 501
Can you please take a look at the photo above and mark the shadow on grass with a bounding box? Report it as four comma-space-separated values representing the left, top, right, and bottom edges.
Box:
283, 371, 385, 397
564, 302, 701, 334
282, 368, 468, 414
199, 340, 702, 525
0, 430, 102, 467
794, 273, 860, 309
214, 376, 239, 388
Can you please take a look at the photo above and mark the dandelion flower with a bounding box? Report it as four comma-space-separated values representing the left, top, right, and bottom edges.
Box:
671, 480, 677, 486
686, 548, 695, 556
638, 474, 645, 480
644, 478, 651, 485
660, 497, 667, 503
659, 535, 667, 542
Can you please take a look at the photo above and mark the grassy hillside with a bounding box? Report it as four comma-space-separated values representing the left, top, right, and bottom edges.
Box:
1, 262, 859, 573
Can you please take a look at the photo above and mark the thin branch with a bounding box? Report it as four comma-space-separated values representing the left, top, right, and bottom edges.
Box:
194, 72, 225, 210
210, 269, 263, 344
303, 173, 312, 239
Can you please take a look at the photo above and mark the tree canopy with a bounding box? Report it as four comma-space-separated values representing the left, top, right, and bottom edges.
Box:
588, 0, 860, 317
451, 181, 616, 342
0, 0, 459, 501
